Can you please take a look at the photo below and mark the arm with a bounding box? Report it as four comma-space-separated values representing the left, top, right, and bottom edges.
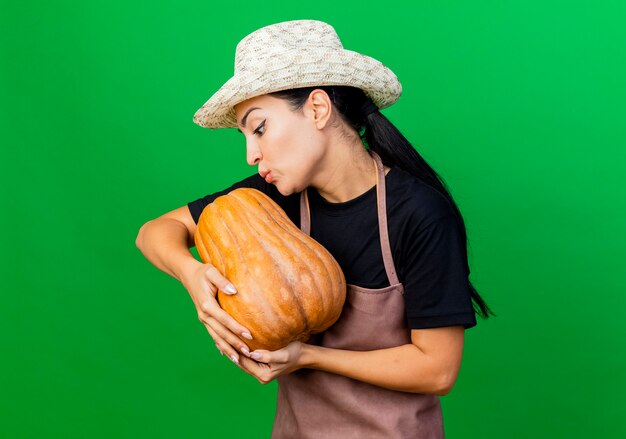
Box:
239, 325, 465, 396
304, 326, 465, 395
135, 172, 296, 363
135, 206, 202, 281
135, 206, 255, 362
138, 172, 272, 279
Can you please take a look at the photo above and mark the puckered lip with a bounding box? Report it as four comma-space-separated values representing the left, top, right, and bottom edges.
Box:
259, 169, 274, 184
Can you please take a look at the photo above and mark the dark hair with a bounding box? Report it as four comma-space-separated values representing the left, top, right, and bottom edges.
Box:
269, 85, 494, 320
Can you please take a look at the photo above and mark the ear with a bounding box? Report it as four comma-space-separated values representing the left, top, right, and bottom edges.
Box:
306, 89, 333, 130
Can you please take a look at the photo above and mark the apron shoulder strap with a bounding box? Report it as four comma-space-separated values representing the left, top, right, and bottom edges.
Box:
298, 150, 400, 286
299, 188, 311, 235
371, 151, 400, 286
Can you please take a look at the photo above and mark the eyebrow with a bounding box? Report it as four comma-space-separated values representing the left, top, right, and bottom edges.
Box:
237, 107, 261, 132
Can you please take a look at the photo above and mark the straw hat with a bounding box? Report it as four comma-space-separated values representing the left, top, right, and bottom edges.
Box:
192, 19, 402, 129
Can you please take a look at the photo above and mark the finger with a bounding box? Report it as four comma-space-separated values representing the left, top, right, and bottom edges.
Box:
206, 325, 242, 365
200, 298, 254, 342
204, 324, 227, 350
205, 315, 253, 359
237, 355, 257, 374
214, 344, 224, 356
249, 349, 272, 363
204, 265, 237, 295
206, 317, 252, 358
238, 356, 271, 383
252, 347, 291, 364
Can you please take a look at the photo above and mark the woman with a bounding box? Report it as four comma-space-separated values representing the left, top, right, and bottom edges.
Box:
136, 19, 493, 438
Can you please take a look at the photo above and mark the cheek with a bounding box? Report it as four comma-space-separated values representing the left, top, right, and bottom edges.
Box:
263, 124, 296, 159
284, 140, 318, 176
267, 122, 310, 161
264, 119, 323, 186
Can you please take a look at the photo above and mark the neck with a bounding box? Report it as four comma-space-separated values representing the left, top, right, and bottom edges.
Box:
312, 139, 377, 203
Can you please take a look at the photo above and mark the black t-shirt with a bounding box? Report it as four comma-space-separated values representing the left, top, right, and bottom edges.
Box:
187, 167, 477, 330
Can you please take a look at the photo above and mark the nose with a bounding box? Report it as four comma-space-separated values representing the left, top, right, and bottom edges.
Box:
246, 141, 262, 166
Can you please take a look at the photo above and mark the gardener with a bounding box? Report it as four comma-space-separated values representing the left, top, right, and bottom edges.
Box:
136, 19, 493, 438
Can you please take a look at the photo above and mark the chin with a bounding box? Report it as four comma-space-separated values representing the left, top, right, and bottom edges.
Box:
274, 181, 297, 196
276, 187, 294, 197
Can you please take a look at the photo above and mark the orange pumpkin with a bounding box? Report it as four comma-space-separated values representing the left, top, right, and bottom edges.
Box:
194, 188, 347, 351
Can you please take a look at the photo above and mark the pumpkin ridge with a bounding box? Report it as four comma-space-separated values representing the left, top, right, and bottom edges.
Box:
224, 193, 307, 345
227, 191, 311, 336
264, 206, 346, 332
205, 202, 240, 281
248, 189, 347, 329
198, 205, 228, 273
246, 191, 336, 332
194, 221, 210, 264
197, 228, 226, 305
205, 234, 224, 275
196, 210, 225, 274
244, 188, 295, 225
203, 232, 224, 279
209, 200, 269, 337
239, 194, 315, 334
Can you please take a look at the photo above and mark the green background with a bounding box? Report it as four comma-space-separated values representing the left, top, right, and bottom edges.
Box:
1, 1, 625, 437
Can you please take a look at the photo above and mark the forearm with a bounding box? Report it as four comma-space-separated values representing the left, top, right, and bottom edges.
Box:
135, 218, 202, 282
301, 343, 452, 395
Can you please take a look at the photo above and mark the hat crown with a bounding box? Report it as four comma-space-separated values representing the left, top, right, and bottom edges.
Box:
193, 19, 402, 128
234, 20, 343, 74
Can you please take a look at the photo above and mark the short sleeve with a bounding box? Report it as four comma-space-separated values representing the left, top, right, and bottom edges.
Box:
401, 214, 477, 330
187, 174, 265, 224
186, 174, 301, 226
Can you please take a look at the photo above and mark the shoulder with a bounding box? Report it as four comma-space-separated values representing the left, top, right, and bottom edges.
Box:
386, 167, 457, 230
187, 173, 300, 225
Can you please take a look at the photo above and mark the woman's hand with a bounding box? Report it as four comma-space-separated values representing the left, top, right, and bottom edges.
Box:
237, 341, 306, 384
180, 262, 253, 364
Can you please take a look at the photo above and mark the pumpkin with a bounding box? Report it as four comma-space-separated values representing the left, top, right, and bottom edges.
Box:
194, 188, 347, 351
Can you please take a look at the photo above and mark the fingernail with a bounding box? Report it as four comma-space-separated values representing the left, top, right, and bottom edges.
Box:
242, 346, 250, 356
224, 284, 237, 294
250, 352, 261, 360
230, 354, 239, 364
242, 332, 253, 340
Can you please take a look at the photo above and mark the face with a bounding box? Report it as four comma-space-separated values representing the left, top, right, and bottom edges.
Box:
234, 92, 330, 196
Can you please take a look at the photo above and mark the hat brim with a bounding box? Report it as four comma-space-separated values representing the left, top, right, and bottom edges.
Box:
192, 48, 402, 129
